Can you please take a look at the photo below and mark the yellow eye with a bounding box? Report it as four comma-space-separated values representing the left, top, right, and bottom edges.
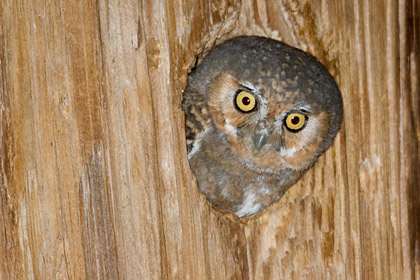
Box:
285, 113, 307, 131
234, 91, 257, 113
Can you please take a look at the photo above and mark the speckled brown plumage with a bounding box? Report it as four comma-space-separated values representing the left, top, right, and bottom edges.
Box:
182, 36, 343, 217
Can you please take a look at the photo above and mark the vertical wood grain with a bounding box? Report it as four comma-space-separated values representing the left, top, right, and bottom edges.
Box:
0, 0, 418, 279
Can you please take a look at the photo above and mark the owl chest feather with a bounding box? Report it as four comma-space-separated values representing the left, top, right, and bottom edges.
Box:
189, 128, 303, 217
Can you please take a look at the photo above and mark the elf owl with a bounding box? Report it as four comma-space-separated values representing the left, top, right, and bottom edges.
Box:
182, 36, 343, 217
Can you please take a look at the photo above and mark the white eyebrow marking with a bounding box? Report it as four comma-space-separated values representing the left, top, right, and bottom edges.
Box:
293, 104, 312, 112
239, 81, 259, 93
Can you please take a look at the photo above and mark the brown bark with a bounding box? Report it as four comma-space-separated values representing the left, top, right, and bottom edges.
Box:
0, 0, 419, 279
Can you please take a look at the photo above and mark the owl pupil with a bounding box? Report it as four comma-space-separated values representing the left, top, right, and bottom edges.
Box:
242, 97, 250, 105
291, 116, 300, 124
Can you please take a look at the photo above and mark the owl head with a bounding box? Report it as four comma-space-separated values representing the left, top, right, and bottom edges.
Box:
186, 36, 343, 174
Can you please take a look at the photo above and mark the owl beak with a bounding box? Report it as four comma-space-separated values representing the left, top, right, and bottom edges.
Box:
253, 131, 267, 152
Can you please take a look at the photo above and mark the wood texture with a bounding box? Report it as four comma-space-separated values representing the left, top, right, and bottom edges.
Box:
0, 0, 419, 279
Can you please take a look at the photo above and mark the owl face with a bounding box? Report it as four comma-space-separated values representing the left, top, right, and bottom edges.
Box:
183, 36, 342, 216
207, 73, 331, 172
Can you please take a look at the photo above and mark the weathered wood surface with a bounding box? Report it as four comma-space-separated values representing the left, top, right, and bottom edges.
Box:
0, 0, 419, 279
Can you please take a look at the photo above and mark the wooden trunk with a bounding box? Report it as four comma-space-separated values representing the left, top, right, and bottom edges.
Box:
0, 0, 419, 279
